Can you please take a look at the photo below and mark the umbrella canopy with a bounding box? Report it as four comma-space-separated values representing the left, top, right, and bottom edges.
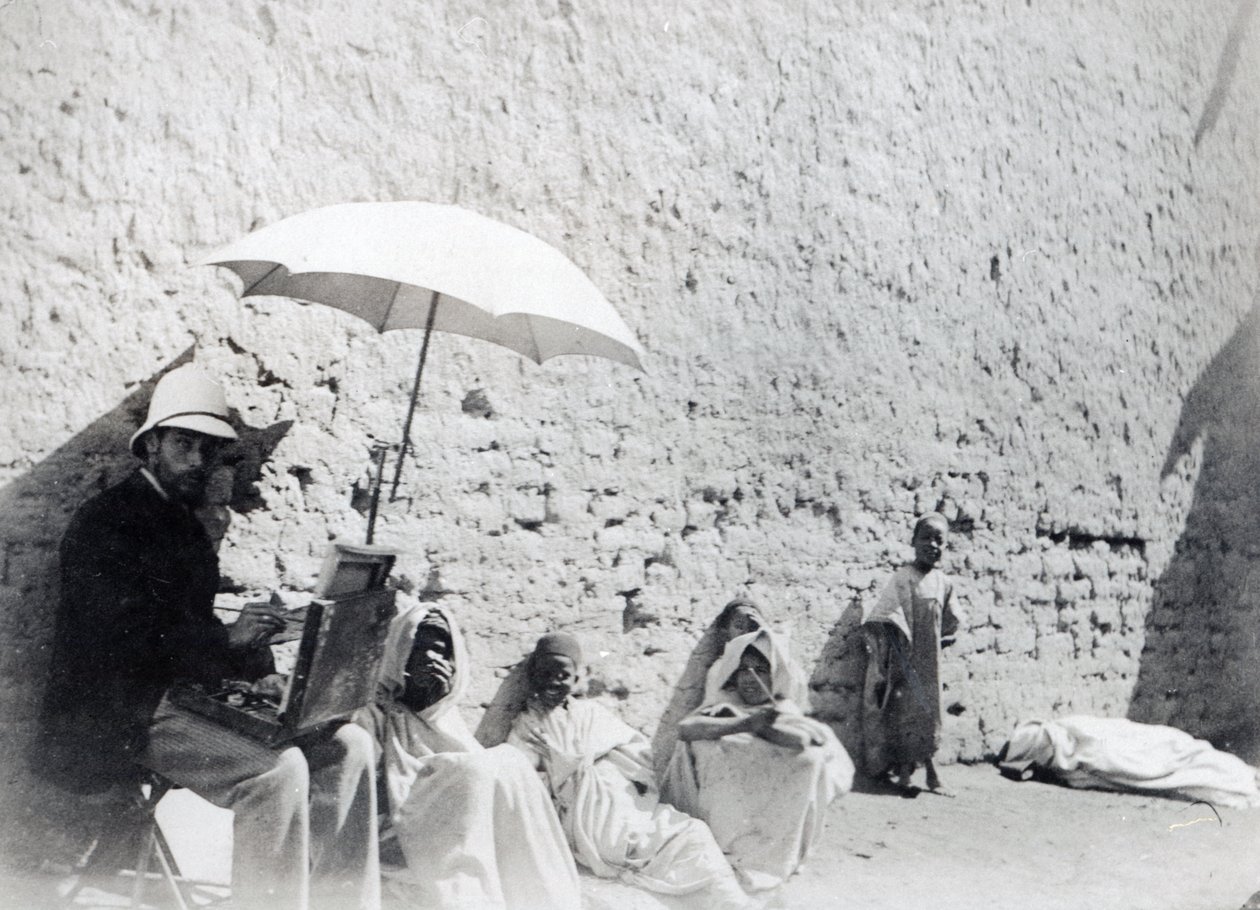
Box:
197, 201, 644, 370
198, 201, 644, 542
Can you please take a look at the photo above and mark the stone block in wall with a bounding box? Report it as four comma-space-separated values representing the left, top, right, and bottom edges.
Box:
1055, 579, 1093, 605
844, 567, 882, 594
1041, 547, 1076, 580
1088, 574, 1114, 600
546, 488, 591, 524
508, 487, 547, 525
649, 503, 687, 532
1088, 600, 1122, 633
994, 622, 1037, 656
683, 498, 722, 530
1022, 579, 1057, 604
967, 625, 997, 652
577, 426, 618, 459
961, 586, 995, 624
987, 598, 1025, 633
1035, 631, 1076, 665
454, 491, 509, 528
595, 523, 657, 553
612, 555, 646, 593
1072, 551, 1109, 581
645, 560, 680, 587
962, 548, 1005, 574
588, 492, 629, 525
1009, 550, 1043, 580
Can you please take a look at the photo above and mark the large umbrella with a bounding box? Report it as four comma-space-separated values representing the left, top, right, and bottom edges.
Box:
198, 201, 644, 541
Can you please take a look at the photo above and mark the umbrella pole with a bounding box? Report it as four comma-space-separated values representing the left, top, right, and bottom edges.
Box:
388, 290, 440, 502
365, 444, 388, 544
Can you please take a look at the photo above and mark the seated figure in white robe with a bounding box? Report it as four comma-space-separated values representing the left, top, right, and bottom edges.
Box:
504, 632, 753, 910
661, 627, 854, 890
651, 597, 768, 776
355, 603, 581, 910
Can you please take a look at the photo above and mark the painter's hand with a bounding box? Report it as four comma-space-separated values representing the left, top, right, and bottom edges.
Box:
228, 601, 286, 650
249, 673, 286, 701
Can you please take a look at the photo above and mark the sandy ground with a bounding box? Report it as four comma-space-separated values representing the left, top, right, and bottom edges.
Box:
6, 764, 1259, 910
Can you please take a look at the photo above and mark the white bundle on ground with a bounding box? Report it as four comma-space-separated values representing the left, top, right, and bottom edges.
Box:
999, 715, 1260, 808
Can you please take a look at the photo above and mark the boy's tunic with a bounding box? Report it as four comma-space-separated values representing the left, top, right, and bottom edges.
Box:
861, 565, 961, 775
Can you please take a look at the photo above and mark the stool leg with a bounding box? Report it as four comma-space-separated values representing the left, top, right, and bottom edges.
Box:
130, 824, 154, 908
151, 830, 191, 910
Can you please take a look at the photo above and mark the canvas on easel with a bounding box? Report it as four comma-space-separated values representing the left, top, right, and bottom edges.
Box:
171, 542, 399, 745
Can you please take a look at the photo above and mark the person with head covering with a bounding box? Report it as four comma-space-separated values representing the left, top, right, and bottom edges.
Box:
356, 602, 581, 910
861, 512, 965, 795
505, 632, 754, 910
649, 596, 776, 776
660, 624, 854, 891
37, 364, 379, 910
714, 597, 766, 642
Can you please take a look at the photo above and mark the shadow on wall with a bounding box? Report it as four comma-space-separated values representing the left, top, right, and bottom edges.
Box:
0, 347, 293, 871
475, 658, 532, 748
807, 598, 867, 766
649, 618, 730, 777
1129, 303, 1260, 763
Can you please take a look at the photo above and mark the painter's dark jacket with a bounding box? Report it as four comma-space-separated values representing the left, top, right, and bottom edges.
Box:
38, 470, 271, 792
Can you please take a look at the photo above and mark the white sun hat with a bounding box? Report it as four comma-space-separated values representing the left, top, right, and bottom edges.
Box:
129, 364, 238, 456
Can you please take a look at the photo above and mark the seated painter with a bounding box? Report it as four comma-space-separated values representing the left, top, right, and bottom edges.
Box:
661, 617, 854, 890
355, 602, 581, 910
504, 632, 754, 910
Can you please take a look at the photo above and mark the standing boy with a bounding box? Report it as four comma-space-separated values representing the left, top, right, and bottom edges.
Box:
860, 512, 963, 795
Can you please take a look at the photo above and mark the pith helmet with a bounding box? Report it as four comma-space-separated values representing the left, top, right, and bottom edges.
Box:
129, 365, 238, 456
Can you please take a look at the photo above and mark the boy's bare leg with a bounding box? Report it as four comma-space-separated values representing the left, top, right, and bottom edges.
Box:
925, 758, 954, 797
892, 762, 918, 796
894, 762, 913, 787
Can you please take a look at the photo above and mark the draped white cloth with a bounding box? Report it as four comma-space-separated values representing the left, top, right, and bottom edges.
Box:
699, 628, 813, 711
999, 715, 1260, 809
356, 603, 581, 910
507, 696, 752, 909
661, 630, 853, 889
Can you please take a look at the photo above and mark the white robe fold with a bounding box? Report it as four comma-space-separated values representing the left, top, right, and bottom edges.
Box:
508, 697, 751, 909
660, 630, 853, 889
357, 603, 581, 910
1000, 715, 1260, 809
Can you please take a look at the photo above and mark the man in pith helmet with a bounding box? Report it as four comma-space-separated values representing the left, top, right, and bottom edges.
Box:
39, 363, 380, 910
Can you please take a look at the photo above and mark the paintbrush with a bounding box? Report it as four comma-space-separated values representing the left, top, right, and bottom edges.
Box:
749, 667, 778, 705
215, 601, 308, 643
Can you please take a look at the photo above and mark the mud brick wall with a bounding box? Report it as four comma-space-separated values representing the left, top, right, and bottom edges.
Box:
3, 0, 1260, 867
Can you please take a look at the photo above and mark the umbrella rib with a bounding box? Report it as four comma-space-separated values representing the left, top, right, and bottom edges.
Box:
379, 280, 404, 332
525, 311, 543, 363
242, 263, 285, 296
